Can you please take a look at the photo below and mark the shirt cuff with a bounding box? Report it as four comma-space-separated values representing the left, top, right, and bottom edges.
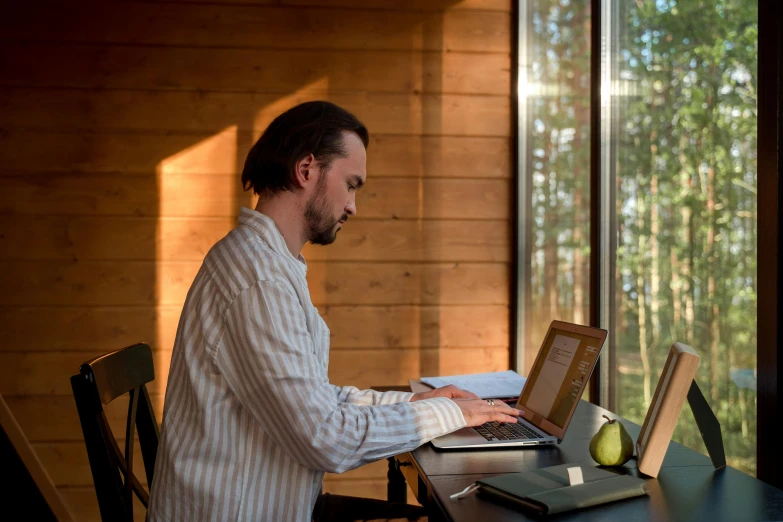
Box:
409, 397, 467, 441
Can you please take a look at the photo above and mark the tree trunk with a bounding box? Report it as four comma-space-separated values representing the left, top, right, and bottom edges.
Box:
569, 3, 589, 326
637, 205, 651, 406
573, 187, 585, 325
705, 80, 720, 404
649, 150, 662, 372
678, 134, 695, 347
543, 137, 560, 321
670, 250, 682, 340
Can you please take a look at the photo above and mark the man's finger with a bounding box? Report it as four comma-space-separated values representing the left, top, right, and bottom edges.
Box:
485, 402, 513, 413
498, 404, 522, 416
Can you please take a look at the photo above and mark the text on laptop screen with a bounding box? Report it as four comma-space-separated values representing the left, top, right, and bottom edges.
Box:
519, 328, 601, 428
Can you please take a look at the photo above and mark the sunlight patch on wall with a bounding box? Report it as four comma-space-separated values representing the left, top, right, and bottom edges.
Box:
156, 125, 239, 216
153, 125, 239, 393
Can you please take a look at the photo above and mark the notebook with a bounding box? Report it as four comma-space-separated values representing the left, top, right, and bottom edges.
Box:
420, 370, 527, 400
474, 464, 648, 516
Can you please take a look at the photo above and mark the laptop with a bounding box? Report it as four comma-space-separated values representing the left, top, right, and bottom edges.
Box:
431, 321, 608, 449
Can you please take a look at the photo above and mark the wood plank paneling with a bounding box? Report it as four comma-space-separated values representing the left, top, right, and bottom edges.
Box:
0, 307, 176, 353
321, 305, 509, 349
2, 4, 510, 53
6, 395, 161, 443
34, 439, 389, 487
1, 0, 513, 515
320, 479, 388, 501
0, 261, 508, 307
324, 459, 390, 482
36, 442, 149, 488
330, 346, 510, 387
0, 346, 508, 396
0, 261, 176, 307
0, 304, 508, 353
0, 88, 510, 137
370, 135, 511, 179
357, 178, 510, 220
0, 44, 509, 96
0, 176, 510, 219
173, 0, 509, 11
0, 351, 165, 396
0, 217, 510, 262
0, 132, 510, 179
0, 173, 243, 217
60, 487, 147, 522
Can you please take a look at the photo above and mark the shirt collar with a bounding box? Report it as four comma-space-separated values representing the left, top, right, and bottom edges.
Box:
238, 207, 307, 270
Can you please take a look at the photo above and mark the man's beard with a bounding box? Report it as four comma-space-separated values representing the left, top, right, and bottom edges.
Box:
304, 176, 346, 246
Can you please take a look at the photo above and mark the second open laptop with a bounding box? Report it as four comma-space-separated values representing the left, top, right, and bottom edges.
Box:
431, 320, 608, 449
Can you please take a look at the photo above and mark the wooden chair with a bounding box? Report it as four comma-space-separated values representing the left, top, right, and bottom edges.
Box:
70, 343, 160, 522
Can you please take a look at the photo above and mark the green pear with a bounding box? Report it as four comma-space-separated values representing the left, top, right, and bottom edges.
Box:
589, 415, 634, 466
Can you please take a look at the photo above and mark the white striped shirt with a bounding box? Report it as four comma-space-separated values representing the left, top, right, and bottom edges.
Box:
148, 207, 466, 522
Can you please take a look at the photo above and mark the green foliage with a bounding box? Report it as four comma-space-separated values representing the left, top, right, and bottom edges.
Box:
526, 0, 757, 475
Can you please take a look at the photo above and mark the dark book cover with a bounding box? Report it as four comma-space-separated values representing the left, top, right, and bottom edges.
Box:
477, 463, 648, 516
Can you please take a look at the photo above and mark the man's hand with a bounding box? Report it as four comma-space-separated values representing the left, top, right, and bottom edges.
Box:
410, 384, 480, 402
451, 398, 522, 427
410, 385, 522, 426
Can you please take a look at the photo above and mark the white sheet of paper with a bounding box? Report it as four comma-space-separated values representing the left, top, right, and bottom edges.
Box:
420, 370, 527, 399
567, 467, 584, 486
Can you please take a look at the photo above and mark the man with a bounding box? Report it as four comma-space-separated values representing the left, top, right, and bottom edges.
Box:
148, 101, 521, 522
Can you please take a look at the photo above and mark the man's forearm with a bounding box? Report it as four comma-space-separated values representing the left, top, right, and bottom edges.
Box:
334, 385, 415, 406
306, 397, 467, 474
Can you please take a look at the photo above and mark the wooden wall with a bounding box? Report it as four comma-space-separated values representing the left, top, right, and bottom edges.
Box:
0, 0, 513, 519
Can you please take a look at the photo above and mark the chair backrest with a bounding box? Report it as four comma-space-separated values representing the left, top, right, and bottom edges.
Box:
70, 343, 160, 522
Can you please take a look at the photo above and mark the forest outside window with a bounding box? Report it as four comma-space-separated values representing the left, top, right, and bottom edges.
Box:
517, 0, 758, 475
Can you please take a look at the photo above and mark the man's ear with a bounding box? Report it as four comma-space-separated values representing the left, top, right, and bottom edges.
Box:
293, 153, 315, 188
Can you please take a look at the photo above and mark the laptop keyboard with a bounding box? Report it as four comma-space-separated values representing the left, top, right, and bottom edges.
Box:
473, 421, 541, 441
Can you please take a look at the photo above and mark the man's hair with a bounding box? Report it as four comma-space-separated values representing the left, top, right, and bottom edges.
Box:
241, 101, 369, 196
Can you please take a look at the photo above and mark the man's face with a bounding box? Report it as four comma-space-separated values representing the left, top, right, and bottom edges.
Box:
304, 131, 366, 245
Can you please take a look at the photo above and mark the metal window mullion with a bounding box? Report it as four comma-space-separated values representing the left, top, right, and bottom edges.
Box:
601, 0, 621, 411
588, 0, 603, 405
514, 0, 534, 374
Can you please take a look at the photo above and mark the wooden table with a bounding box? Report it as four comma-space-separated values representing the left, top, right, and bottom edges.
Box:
387, 400, 783, 521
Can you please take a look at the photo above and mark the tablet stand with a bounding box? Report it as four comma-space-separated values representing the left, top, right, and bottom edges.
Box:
687, 379, 726, 470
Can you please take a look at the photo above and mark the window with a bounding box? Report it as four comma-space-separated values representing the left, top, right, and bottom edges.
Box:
517, 0, 758, 475
516, 0, 591, 375
604, 0, 758, 475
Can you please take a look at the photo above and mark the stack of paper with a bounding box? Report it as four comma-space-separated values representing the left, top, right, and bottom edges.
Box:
420, 370, 527, 399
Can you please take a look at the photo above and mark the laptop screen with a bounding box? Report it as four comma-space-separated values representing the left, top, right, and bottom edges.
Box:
517, 322, 606, 438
